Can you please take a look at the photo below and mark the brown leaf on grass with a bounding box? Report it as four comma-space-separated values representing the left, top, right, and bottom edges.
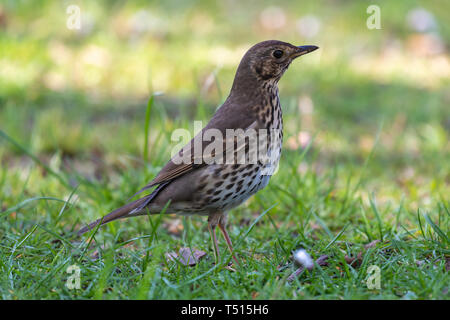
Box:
287, 254, 329, 283
165, 247, 206, 266
344, 251, 363, 267
446, 257, 450, 272
345, 240, 382, 267
288, 240, 384, 282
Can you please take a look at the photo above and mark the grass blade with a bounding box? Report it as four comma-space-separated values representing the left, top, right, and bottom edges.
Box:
423, 212, 449, 244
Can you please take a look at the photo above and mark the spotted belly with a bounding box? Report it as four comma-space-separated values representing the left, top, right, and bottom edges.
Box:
189, 146, 281, 213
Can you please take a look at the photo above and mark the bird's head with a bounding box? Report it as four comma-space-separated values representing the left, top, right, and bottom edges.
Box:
237, 40, 318, 83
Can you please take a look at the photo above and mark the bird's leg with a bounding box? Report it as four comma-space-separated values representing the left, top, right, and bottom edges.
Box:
208, 214, 221, 265
218, 215, 240, 266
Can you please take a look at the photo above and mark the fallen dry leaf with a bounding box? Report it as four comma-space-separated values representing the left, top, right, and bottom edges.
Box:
165, 247, 206, 266
345, 240, 382, 267
344, 253, 362, 267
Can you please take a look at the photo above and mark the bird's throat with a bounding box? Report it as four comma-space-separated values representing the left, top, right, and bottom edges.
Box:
257, 81, 282, 131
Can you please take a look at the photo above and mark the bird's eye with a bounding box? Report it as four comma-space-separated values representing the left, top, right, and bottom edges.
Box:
273, 50, 283, 59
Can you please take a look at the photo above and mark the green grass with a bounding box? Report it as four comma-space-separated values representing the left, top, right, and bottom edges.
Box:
0, 0, 449, 299
0, 98, 448, 299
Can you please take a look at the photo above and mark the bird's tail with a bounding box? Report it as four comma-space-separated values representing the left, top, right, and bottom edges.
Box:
78, 181, 170, 236
77, 195, 152, 236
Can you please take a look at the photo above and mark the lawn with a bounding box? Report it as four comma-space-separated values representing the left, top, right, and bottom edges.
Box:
0, 0, 448, 299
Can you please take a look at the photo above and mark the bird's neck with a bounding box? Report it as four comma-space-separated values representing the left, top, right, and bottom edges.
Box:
229, 63, 282, 130
230, 62, 262, 96
258, 81, 282, 131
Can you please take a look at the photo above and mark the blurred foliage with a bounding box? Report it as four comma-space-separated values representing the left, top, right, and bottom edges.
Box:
1, 0, 448, 200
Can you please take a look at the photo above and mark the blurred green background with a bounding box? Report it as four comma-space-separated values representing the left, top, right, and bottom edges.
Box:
1, 0, 448, 210
0, 0, 448, 299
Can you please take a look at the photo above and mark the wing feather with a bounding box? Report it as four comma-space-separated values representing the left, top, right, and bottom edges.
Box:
136, 119, 260, 194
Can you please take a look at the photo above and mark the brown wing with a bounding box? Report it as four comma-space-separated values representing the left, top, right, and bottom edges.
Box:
134, 101, 261, 195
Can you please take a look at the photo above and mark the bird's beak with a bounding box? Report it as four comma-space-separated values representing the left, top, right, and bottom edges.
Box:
292, 45, 319, 58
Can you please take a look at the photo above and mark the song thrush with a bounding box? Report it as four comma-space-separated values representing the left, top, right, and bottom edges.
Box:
78, 40, 318, 265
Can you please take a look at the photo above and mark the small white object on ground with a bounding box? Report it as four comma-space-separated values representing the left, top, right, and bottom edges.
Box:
294, 249, 314, 270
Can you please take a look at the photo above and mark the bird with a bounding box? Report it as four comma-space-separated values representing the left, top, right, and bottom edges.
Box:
78, 40, 318, 266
